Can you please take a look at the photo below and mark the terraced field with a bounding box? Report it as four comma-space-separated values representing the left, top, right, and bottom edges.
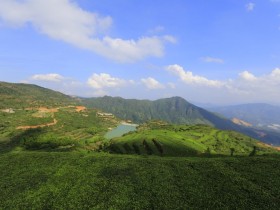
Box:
0, 106, 118, 152
107, 123, 278, 156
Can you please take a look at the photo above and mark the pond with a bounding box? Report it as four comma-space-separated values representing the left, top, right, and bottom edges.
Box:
104, 123, 138, 139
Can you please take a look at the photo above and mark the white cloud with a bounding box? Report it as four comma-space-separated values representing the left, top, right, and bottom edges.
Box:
141, 77, 165, 89
239, 71, 257, 81
31, 73, 65, 82
201, 56, 224, 64
166, 64, 224, 87
87, 73, 128, 89
0, 0, 174, 62
166, 64, 280, 104
246, 3, 255, 11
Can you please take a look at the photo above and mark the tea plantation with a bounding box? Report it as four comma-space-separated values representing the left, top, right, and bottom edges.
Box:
0, 152, 279, 209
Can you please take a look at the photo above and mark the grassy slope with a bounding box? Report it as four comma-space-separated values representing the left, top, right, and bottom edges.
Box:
0, 106, 118, 152
108, 123, 277, 157
0, 152, 279, 210
0, 82, 77, 109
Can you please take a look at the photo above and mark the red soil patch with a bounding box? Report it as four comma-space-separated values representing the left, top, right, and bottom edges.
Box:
232, 118, 252, 127
257, 142, 280, 151
76, 106, 86, 112
38, 107, 58, 113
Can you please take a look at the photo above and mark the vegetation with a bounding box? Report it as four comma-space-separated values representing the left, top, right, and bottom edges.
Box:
0, 81, 77, 109
0, 106, 118, 152
106, 122, 278, 157
0, 152, 279, 209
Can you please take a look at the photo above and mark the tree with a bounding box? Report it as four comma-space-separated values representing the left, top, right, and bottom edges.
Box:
249, 146, 257, 156
230, 148, 235, 156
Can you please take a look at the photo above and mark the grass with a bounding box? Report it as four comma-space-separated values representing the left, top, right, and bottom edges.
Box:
0, 151, 279, 209
0, 106, 118, 151
107, 123, 278, 157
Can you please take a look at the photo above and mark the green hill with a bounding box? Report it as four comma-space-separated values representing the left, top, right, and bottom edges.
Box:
0, 81, 77, 109
0, 82, 119, 152
106, 122, 277, 157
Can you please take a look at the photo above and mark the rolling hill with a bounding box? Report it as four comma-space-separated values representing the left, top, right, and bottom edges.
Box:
0, 82, 119, 152
0, 81, 77, 109
106, 121, 278, 157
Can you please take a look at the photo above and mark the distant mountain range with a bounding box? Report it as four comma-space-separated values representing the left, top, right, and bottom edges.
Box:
208, 104, 280, 132
1, 81, 279, 145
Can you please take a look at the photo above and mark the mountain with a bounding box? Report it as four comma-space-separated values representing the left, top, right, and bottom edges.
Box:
208, 104, 280, 131
82, 96, 280, 145
0, 81, 77, 109
82, 96, 228, 125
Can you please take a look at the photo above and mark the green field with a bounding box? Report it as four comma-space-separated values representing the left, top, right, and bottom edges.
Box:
107, 122, 277, 157
0, 152, 279, 209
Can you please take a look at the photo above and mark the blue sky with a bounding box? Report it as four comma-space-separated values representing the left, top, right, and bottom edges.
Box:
0, 0, 280, 105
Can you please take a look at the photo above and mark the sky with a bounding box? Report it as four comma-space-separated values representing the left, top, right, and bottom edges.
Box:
0, 0, 280, 105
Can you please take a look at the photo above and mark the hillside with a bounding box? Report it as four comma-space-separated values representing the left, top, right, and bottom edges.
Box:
82, 96, 280, 145
106, 121, 278, 157
0, 81, 77, 108
0, 82, 119, 152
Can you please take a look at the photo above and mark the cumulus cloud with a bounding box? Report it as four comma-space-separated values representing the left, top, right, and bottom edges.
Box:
246, 3, 255, 11
166, 64, 280, 104
87, 73, 128, 89
201, 56, 224, 64
31, 73, 65, 82
239, 71, 257, 81
166, 64, 224, 87
141, 77, 165, 89
0, 0, 175, 62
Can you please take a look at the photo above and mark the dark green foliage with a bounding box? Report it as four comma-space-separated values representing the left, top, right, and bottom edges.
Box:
143, 140, 153, 155
132, 143, 140, 155
152, 139, 164, 156
230, 148, 235, 156
249, 146, 257, 156
0, 152, 280, 209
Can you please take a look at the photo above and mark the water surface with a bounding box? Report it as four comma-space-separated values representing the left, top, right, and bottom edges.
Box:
105, 123, 138, 139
